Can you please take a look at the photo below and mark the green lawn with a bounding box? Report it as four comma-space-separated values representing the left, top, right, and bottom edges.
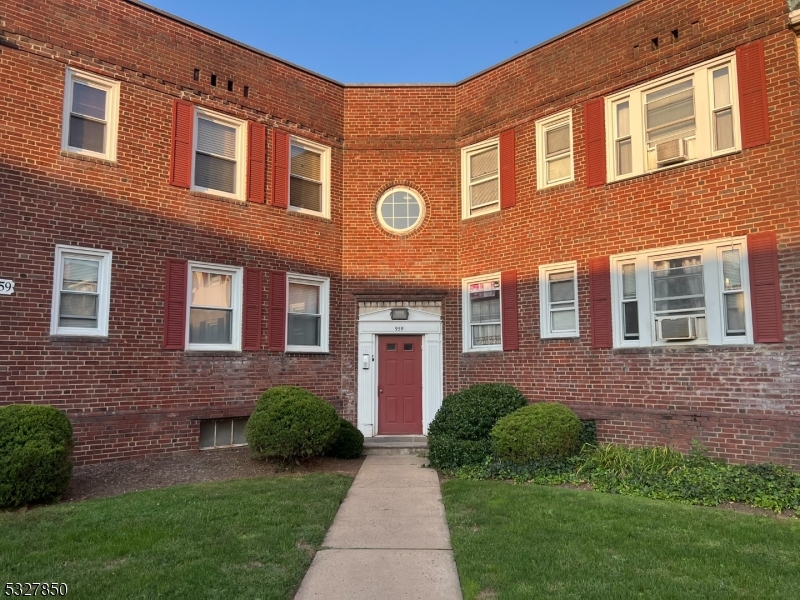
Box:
0, 474, 352, 599
443, 480, 800, 600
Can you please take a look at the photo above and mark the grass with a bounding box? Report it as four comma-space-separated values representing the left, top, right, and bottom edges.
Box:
443, 480, 800, 599
0, 474, 352, 599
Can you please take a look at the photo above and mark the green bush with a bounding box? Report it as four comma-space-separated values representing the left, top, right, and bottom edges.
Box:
326, 418, 364, 459
246, 386, 339, 462
0, 404, 74, 509
578, 419, 597, 448
427, 383, 527, 470
491, 402, 581, 464
428, 436, 495, 472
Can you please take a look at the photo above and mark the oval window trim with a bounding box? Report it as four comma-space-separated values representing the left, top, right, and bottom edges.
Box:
376, 187, 425, 234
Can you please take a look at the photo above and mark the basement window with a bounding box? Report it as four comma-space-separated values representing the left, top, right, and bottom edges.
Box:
200, 417, 248, 449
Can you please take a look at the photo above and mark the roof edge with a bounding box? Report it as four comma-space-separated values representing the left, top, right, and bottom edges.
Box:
455, 0, 645, 86
124, 0, 344, 87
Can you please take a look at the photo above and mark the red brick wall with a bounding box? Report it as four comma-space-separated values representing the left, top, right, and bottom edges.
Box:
1, 0, 798, 466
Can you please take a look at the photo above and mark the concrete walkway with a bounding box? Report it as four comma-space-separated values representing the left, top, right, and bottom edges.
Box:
295, 455, 462, 599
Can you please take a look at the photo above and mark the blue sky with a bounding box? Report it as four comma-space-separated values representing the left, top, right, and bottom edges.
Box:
143, 0, 628, 84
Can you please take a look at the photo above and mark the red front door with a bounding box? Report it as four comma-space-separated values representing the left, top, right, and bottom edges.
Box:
378, 335, 423, 435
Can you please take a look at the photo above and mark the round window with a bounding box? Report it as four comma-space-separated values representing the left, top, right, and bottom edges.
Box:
376, 187, 425, 234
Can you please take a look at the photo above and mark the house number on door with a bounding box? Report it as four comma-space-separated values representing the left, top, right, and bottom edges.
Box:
395, 326, 404, 331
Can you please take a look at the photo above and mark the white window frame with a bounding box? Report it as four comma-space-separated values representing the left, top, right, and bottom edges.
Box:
289, 136, 331, 219
191, 108, 247, 201
376, 186, 426, 234
462, 272, 503, 352
185, 262, 243, 351
539, 261, 579, 339
286, 273, 330, 354
50, 245, 112, 337
610, 237, 753, 348
461, 138, 500, 220
61, 68, 120, 161
605, 53, 740, 183
536, 110, 574, 189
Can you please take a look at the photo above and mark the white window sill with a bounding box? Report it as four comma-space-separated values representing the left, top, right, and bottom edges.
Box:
541, 332, 579, 340
285, 346, 329, 354
608, 148, 740, 184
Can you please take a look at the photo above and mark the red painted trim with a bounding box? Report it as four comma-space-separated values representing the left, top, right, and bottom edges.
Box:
501, 270, 519, 351
747, 232, 783, 343
242, 268, 263, 351
247, 123, 266, 203
169, 100, 194, 189
268, 270, 287, 351
589, 256, 612, 348
163, 259, 188, 350
737, 40, 770, 150
271, 129, 289, 208
584, 97, 606, 188
499, 129, 516, 209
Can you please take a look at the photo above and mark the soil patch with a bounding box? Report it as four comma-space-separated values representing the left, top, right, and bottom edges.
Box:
63, 448, 364, 502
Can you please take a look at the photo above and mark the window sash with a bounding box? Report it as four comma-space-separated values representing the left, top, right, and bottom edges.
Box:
285, 275, 329, 352
51, 246, 111, 337
192, 110, 244, 199
462, 141, 501, 218
463, 275, 502, 350
606, 54, 739, 182
62, 69, 118, 160
185, 264, 241, 351
537, 112, 573, 188
539, 263, 578, 338
288, 138, 330, 217
610, 237, 752, 347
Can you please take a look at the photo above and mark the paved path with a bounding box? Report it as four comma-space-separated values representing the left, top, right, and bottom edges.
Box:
295, 455, 462, 599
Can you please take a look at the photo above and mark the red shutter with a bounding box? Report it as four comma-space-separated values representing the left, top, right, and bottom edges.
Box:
584, 98, 606, 188
163, 259, 188, 350
589, 257, 612, 349
501, 270, 519, 351
747, 232, 783, 343
247, 123, 266, 203
268, 270, 287, 351
271, 129, 289, 208
242, 268, 263, 351
169, 100, 194, 188
499, 129, 516, 209
736, 40, 770, 150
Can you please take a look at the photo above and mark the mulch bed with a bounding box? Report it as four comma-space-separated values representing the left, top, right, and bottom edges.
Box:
62, 448, 365, 502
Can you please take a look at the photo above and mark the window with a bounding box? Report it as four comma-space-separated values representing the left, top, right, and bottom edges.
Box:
606, 53, 739, 182
186, 262, 242, 351
462, 273, 502, 351
376, 187, 425, 234
536, 110, 573, 188
50, 245, 112, 337
61, 68, 120, 160
200, 417, 248, 449
610, 237, 753, 347
461, 138, 500, 218
289, 137, 331, 218
192, 108, 247, 200
539, 262, 579, 339
286, 274, 330, 353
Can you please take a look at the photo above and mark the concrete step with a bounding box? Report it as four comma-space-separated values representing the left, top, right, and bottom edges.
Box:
362, 435, 428, 456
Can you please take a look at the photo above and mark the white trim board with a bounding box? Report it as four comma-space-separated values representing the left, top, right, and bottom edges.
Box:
357, 306, 443, 438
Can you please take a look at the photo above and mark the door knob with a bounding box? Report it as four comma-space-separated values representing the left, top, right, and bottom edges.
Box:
379, 389, 383, 393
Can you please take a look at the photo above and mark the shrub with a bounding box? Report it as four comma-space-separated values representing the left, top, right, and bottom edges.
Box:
427, 383, 527, 470
428, 436, 495, 472
245, 386, 339, 462
491, 402, 581, 464
0, 404, 74, 509
326, 418, 364, 459
578, 419, 597, 448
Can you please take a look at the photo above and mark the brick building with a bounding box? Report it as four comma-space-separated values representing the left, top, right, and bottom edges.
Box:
1, 0, 798, 466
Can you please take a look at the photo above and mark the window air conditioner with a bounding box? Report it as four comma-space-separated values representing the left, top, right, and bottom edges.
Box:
656, 138, 688, 165
657, 316, 697, 341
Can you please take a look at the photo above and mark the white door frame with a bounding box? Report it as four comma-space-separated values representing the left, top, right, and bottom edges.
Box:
357, 305, 443, 437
